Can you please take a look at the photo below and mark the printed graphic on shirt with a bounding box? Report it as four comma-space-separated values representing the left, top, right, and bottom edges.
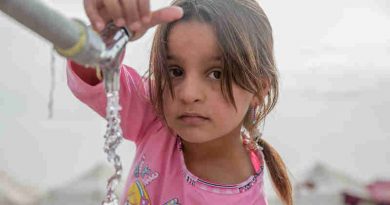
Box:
125, 180, 151, 205
163, 198, 180, 205
133, 155, 159, 186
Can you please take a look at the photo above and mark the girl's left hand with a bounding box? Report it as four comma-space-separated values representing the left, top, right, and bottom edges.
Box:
84, 0, 184, 41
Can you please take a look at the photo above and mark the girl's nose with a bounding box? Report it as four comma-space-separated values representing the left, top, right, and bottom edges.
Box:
176, 77, 206, 104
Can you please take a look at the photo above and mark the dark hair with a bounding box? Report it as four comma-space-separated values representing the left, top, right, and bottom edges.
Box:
147, 0, 292, 204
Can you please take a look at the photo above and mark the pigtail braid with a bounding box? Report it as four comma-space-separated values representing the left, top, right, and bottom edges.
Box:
259, 138, 293, 205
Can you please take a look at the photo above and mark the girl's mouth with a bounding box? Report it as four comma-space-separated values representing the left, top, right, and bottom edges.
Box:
178, 113, 209, 125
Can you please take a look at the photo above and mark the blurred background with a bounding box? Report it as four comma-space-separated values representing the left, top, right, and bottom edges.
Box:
0, 0, 389, 204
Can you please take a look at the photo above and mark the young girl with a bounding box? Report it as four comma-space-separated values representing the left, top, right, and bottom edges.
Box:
69, 0, 292, 204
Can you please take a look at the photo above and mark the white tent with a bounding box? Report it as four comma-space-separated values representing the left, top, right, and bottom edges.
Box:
269, 162, 366, 205
0, 170, 42, 205
39, 163, 124, 205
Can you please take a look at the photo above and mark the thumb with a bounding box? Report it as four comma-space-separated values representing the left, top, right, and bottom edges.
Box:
149, 6, 184, 27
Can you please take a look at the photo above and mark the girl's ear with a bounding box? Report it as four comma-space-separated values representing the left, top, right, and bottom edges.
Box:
250, 78, 270, 107
261, 78, 271, 97
250, 95, 260, 107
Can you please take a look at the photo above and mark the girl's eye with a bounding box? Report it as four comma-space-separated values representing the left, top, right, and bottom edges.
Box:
168, 67, 184, 78
208, 70, 222, 80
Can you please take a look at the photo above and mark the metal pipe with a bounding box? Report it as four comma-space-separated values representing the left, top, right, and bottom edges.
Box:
0, 0, 106, 66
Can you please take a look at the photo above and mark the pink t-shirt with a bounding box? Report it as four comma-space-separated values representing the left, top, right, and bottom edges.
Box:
67, 62, 268, 205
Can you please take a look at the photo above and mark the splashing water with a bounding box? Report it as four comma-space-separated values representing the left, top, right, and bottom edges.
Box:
99, 23, 128, 204
48, 47, 56, 119
101, 89, 123, 205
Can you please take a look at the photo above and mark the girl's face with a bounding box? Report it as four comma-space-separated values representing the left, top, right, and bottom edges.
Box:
163, 21, 257, 143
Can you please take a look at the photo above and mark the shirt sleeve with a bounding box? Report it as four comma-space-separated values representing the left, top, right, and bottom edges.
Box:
66, 61, 159, 145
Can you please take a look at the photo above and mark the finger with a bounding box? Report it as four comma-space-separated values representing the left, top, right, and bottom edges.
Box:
84, 0, 105, 31
129, 26, 147, 41
149, 6, 184, 27
97, 7, 112, 23
138, 0, 151, 24
121, 0, 141, 31
103, 0, 126, 27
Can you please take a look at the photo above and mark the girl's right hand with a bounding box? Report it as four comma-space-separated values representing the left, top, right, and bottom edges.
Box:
83, 0, 184, 41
